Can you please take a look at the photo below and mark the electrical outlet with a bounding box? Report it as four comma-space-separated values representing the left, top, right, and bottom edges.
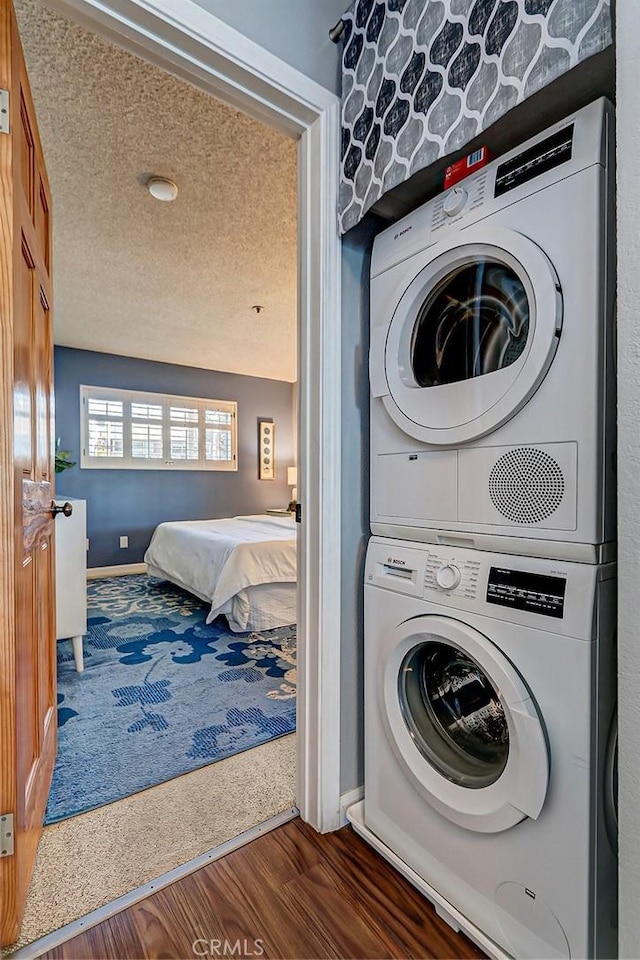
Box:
119, 536, 128, 548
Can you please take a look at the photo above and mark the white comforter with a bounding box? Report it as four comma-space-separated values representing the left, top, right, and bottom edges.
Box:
144, 515, 296, 623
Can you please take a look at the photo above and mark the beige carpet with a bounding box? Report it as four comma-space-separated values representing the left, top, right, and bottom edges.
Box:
3, 733, 296, 954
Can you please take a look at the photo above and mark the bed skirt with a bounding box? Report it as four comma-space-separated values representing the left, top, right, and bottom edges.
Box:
147, 564, 297, 632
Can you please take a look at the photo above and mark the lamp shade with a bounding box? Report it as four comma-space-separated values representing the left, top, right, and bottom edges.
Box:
287, 466, 298, 486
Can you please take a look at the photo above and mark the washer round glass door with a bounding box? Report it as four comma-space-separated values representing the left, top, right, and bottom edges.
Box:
381, 615, 549, 833
377, 226, 562, 445
399, 640, 509, 789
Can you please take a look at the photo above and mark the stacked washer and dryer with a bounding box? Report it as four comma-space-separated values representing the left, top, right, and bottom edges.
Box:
349, 98, 618, 959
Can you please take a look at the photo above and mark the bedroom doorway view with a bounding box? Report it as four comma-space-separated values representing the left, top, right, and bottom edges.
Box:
11, 0, 300, 947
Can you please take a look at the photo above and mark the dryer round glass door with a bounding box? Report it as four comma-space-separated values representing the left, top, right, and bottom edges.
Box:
381, 615, 549, 833
410, 261, 530, 390
377, 226, 562, 445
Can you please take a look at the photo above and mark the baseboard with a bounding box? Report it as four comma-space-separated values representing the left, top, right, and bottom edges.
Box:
87, 562, 147, 580
339, 785, 363, 826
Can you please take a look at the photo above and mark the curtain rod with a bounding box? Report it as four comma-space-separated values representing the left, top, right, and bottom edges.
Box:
329, 18, 345, 43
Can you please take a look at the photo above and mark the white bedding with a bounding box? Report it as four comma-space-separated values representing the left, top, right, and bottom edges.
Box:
216, 583, 297, 633
144, 514, 297, 629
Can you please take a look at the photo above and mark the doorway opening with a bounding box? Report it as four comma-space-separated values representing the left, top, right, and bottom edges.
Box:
1, 0, 342, 950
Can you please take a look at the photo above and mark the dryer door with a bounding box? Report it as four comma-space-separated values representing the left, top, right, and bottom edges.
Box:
381, 615, 549, 833
373, 226, 562, 445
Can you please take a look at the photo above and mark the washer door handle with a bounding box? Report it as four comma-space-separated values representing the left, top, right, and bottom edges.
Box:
508, 702, 550, 820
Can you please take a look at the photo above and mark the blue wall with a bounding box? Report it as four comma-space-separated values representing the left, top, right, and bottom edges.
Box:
54, 347, 295, 568
339, 213, 384, 794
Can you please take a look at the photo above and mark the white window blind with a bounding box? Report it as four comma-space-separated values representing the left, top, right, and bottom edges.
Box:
80, 385, 237, 471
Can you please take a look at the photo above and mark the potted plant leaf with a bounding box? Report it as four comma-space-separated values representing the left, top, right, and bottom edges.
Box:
55, 437, 76, 474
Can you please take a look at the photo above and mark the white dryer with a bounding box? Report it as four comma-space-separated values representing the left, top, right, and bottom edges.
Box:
369, 99, 615, 562
361, 537, 617, 959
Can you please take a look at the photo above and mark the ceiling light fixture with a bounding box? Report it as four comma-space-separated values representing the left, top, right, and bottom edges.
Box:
147, 177, 178, 202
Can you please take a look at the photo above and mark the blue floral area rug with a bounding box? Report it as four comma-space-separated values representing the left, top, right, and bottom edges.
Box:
46, 576, 296, 824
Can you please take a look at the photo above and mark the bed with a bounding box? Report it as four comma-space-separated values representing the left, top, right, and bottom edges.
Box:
143, 514, 297, 633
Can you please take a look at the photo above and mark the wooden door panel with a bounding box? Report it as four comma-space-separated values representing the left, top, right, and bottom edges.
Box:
16, 546, 38, 797
18, 93, 32, 216
35, 286, 52, 478
16, 485, 55, 817
35, 178, 49, 272
36, 538, 56, 745
0, 0, 56, 944
13, 237, 34, 468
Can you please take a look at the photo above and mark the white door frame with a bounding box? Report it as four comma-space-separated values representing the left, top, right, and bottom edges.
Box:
43, 0, 343, 832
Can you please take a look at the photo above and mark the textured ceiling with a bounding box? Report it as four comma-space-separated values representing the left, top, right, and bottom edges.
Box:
14, 0, 298, 382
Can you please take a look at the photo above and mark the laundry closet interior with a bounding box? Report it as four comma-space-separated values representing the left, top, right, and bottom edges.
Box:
0, 0, 625, 956
339, 5, 617, 958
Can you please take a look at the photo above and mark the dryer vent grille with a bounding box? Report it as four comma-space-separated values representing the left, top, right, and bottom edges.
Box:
489, 448, 565, 524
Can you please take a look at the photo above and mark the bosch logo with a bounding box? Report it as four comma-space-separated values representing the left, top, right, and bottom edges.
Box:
393, 225, 412, 240
388, 557, 406, 565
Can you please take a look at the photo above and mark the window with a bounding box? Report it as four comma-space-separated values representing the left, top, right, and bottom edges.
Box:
80, 385, 237, 471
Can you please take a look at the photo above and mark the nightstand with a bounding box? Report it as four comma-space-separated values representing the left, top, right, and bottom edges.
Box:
55, 498, 87, 672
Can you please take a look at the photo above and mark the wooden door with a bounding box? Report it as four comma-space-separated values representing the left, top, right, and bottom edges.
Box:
0, 0, 56, 945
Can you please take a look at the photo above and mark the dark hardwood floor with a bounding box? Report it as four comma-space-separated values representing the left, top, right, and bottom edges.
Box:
40, 819, 484, 960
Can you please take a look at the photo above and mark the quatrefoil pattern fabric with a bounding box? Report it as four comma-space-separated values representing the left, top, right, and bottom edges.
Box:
339, 0, 612, 233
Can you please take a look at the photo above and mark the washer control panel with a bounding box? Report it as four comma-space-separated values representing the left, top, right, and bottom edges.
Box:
435, 563, 461, 590
486, 566, 567, 618
365, 537, 613, 638
425, 551, 480, 599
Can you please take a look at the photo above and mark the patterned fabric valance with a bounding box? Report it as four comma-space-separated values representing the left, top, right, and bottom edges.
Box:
339, 0, 612, 234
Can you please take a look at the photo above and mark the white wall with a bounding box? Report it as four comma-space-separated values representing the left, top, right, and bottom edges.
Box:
190, 0, 347, 95
616, 8, 640, 955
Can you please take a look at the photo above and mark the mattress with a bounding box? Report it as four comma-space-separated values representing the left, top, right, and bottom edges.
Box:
144, 514, 297, 631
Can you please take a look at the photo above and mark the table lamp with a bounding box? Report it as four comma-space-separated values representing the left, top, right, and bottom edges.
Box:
287, 466, 298, 512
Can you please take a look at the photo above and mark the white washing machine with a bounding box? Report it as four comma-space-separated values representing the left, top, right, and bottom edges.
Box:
361, 536, 617, 959
369, 99, 615, 562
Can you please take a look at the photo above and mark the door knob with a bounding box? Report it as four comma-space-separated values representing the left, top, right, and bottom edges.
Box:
51, 501, 73, 518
